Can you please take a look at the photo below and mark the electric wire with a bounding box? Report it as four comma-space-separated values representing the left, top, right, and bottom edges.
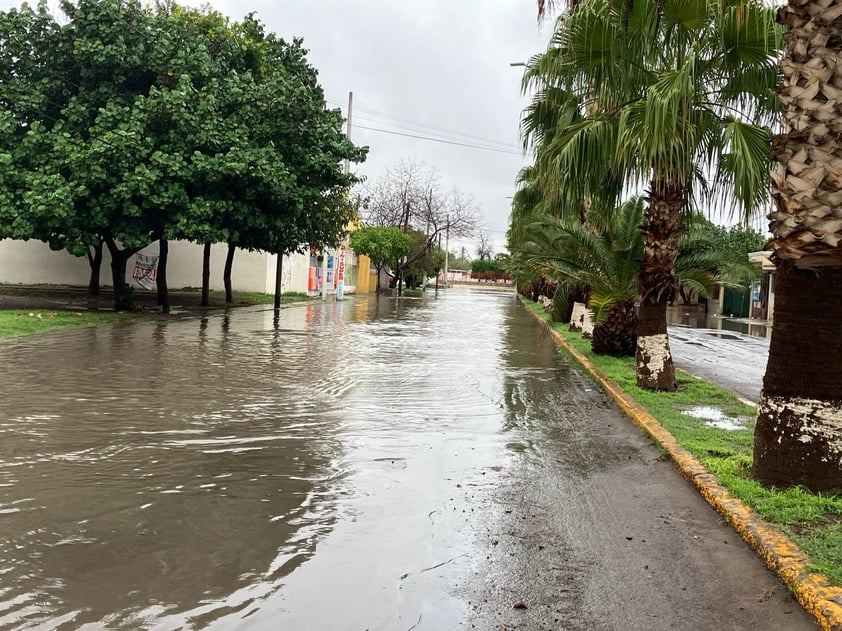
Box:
327, 99, 522, 152
353, 124, 524, 156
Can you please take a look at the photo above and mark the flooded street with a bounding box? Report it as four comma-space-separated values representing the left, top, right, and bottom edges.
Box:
0, 289, 815, 630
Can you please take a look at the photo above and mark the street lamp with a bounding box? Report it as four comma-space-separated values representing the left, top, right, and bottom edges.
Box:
510, 62, 527, 67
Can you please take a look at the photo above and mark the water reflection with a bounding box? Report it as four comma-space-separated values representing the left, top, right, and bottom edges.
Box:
0, 290, 551, 629
666, 305, 771, 339
0, 305, 350, 629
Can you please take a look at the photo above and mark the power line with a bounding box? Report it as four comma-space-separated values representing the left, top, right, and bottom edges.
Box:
353, 124, 524, 156
326, 99, 522, 153
352, 114, 520, 153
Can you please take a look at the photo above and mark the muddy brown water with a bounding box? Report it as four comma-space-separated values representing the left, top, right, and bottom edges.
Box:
0, 290, 816, 630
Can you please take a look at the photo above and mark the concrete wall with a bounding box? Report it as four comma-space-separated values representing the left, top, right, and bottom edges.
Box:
0, 239, 271, 293
0, 239, 365, 296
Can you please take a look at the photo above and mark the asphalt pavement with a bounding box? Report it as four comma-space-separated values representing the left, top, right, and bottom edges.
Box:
668, 325, 770, 404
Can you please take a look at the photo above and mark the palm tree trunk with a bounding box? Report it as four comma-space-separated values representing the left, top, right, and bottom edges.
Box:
591, 301, 637, 357
753, 0, 842, 492
753, 267, 842, 492
635, 179, 682, 391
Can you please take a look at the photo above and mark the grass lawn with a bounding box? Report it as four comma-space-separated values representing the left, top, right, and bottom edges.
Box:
522, 297, 842, 587
220, 290, 313, 305
0, 310, 136, 339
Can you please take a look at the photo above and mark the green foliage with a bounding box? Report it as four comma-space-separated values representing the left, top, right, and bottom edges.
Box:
675, 217, 766, 302
404, 230, 444, 287
471, 260, 501, 274
521, 0, 782, 217
349, 226, 412, 272
447, 248, 472, 270
0, 0, 365, 301
523, 197, 644, 324
0, 310, 135, 338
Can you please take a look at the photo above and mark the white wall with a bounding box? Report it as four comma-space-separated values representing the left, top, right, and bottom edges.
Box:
0, 239, 273, 293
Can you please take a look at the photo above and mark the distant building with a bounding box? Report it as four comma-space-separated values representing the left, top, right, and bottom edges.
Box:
747, 251, 775, 321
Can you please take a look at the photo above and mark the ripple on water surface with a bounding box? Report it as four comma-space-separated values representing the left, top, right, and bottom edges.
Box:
0, 290, 557, 629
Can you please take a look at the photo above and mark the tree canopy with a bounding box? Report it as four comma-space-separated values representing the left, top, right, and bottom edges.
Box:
0, 0, 365, 308
349, 225, 412, 295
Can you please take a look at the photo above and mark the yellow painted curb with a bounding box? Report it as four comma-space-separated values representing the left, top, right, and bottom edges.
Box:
526, 305, 842, 631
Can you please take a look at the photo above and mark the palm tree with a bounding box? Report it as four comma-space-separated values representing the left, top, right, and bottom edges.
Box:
674, 218, 761, 307
525, 197, 644, 356
752, 2, 842, 492
521, 0, 782, 390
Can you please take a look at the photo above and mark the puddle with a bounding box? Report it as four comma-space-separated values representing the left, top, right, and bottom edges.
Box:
682, 406, 746, 431
706, 333, 744, 341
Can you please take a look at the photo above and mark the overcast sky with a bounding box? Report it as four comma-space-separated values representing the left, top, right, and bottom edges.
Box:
202, 0, 549, 256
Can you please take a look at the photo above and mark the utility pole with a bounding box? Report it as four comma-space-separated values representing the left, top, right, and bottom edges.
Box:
327, 91, 354, 300
337, 91, 353, 300
343, 91, 353, 176
443, 214, 450, 289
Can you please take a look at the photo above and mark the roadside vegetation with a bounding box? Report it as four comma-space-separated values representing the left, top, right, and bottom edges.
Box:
523, 298, 842, 587
0, 287, 314, 338
511, 0, 842, 493
0, 0, 364, 312
0, 311, 135, 339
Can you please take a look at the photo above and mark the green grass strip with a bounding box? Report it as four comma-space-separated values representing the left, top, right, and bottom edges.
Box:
521, 297, 842, 587
0, 310, 136, 339
219, 290, 314, 305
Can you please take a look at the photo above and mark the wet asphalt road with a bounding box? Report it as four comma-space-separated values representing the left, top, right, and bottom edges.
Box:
0, 289, 813, 630
669, 326, 770, 403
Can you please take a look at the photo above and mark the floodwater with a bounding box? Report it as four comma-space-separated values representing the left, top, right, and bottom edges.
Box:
0, 289, 815, 631
666, 305, 771, 339
0, 289, 522, 629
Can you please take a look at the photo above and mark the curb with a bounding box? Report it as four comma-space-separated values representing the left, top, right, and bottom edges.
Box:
527, 305, 842, 631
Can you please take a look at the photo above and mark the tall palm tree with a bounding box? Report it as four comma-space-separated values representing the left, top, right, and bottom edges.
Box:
752, 2, 842, 492
525, 197, 644, 356
522, 0, 782, 390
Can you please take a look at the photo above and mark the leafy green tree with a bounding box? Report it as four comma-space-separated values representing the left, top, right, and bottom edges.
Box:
403, 230, 443, 288
0, 0, 363, 311
349, 226, 412, 296
521, 0, 782, 389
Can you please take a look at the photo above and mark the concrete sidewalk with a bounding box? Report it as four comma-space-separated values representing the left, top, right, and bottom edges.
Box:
668, 325, 770, 404
531, 314, 842, 631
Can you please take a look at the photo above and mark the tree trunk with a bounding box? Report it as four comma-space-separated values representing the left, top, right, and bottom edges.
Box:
374, 265, 382, 298
274, 252, 283, 310
397, 267, 403, 297
103, 231, 137, 311
201, 242, 211, 306
224, 243, 236, 304
84, 239, 103, 296
591, 301, 638, 357
753, 267, 842, 492
752, 0, 842, 492
635, 179, 682, 391
157, 238, 169, 314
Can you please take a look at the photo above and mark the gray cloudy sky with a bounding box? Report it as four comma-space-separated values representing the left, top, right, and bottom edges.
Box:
187, 0, 551, 255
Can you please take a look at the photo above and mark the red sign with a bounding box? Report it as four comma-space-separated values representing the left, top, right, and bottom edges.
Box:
337, 245, 346, 285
